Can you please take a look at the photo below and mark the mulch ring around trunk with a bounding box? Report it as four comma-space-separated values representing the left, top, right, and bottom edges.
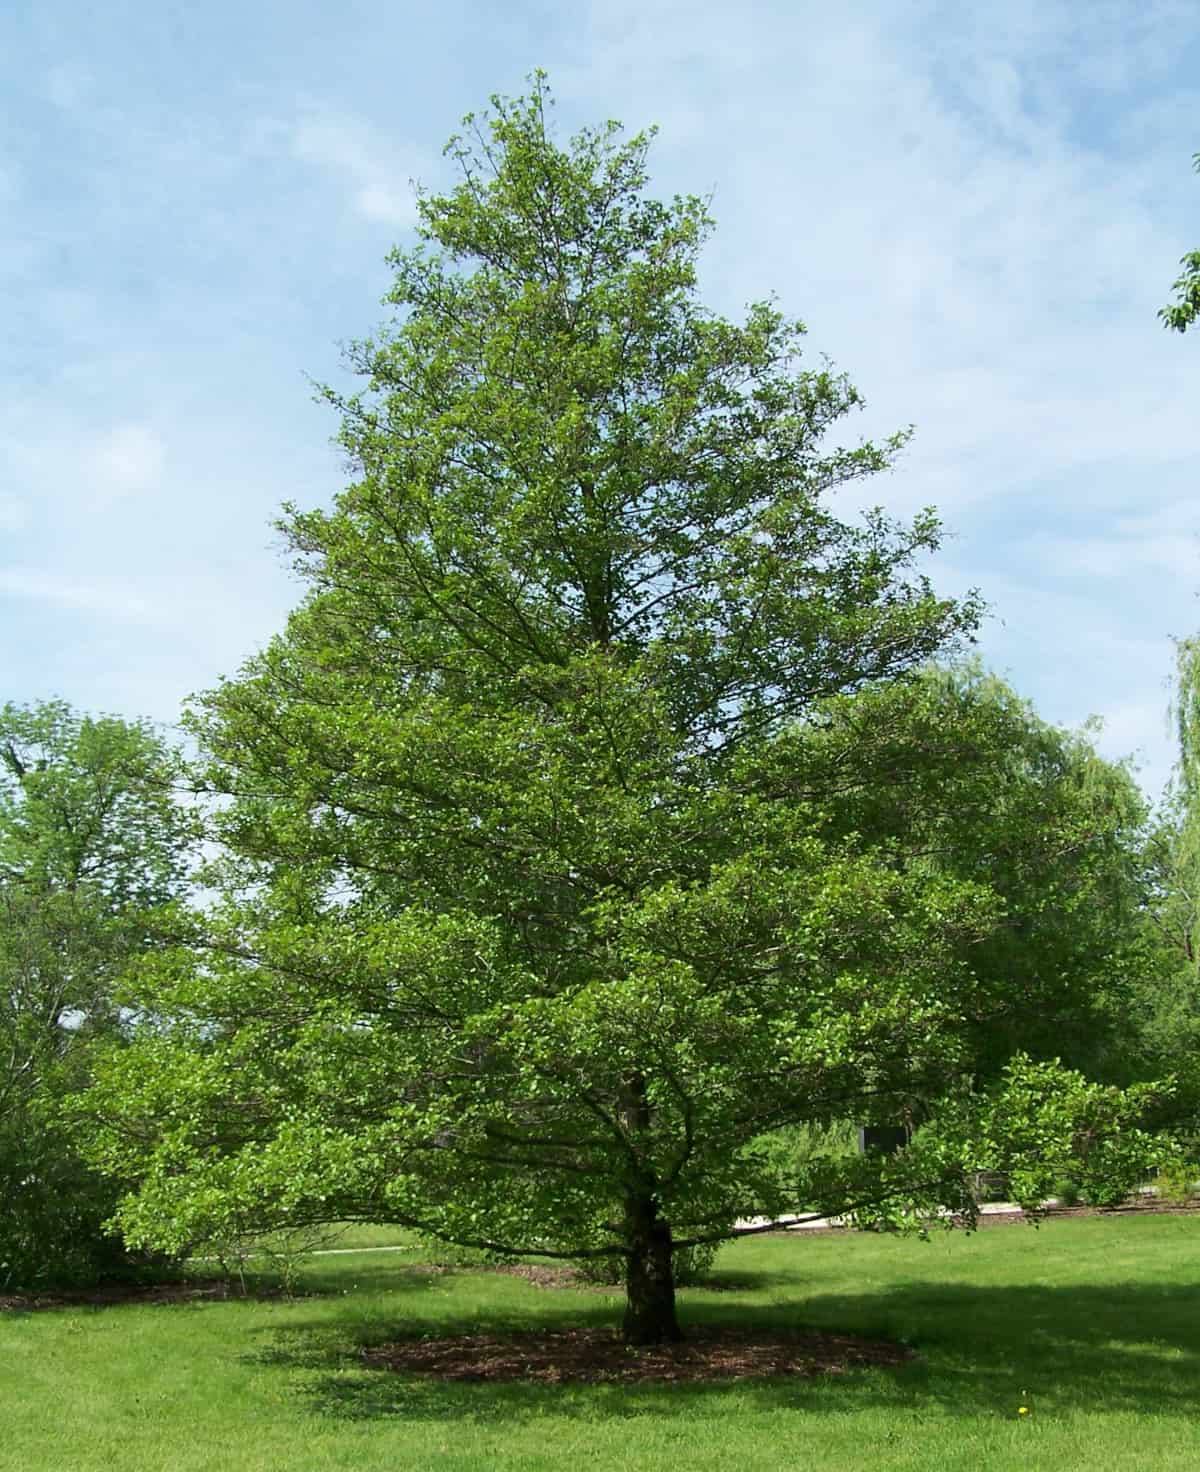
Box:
361, 1326, 914, 1384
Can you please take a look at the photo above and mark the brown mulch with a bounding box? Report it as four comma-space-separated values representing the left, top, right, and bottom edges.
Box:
490, 1263, 586, 1290
972, 1199, 1200, 1229
752, 1199, 1200, 1236
361, 1326, 912, 1384
486, 1263, 751, 1293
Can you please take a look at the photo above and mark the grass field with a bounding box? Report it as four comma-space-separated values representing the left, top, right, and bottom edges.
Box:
5, 1214, 1200, 1471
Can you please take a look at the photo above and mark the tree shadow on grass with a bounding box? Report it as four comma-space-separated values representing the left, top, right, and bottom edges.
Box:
0, 1277, 293, 1318
0, 1254, 451, 1320
249, 1275, 1200, 1427
794, 1279, 1200, 1420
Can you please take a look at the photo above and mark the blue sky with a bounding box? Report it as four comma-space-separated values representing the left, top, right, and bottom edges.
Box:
3, 0, 1198, 798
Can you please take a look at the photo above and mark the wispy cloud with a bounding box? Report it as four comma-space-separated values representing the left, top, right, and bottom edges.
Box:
0, 0, 1196, 800
42, 64, 88, 111
2, 416, 166, 514
287, 109, 423, 226
0, 567, 154, 621
86, 423, 165, 502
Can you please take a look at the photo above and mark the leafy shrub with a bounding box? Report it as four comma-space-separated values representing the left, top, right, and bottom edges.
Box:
414, 1236, 508, 1269
0, 1120, 150, 1291
751, 1120, 860, 1180
1052, 1177, 1082, 1207
1154, 1160, 1200, 1205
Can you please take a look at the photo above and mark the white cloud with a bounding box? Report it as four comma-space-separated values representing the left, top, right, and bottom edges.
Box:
951, 559, 1185, 800
0, 487, 26, 531
0, 160, 18, 207
1034, 502, 1200, 584
2, 417, 166, 515
559, 0, 1198, 478
43, 65, 87, 111
0, 568, 153, 621
86, 423, 165, 500
288, 110, 421, 226
1092, 695, 1175, 787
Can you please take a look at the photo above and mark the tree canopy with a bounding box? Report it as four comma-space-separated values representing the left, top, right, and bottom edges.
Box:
0, 701, 190, 1288
79, 79, 1170, 1343
1131, 638, 1200, 1096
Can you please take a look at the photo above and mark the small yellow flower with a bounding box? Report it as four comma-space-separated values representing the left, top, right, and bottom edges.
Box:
1018, 1406, 1029, 1416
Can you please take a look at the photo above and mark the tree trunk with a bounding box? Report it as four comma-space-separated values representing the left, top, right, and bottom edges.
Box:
622, 1189, 682, 1344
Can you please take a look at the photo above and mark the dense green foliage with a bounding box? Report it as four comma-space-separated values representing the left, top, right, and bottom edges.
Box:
0, 701, 190, 1287
752, 665, 1151, 1084
78, 80, 1169, 1343
1130, 636, 1200, 1140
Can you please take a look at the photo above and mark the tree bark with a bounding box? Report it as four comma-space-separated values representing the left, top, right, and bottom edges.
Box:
622, 1188, 682, 1344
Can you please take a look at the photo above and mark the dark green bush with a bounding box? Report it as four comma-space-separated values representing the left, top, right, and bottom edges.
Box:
0, 1118, 152, 1292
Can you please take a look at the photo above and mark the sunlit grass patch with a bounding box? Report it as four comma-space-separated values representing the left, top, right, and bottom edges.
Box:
5, 1215, 1200, 1471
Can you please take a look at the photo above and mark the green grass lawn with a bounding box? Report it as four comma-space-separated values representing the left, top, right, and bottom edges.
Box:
5, 1215, 1200, 1471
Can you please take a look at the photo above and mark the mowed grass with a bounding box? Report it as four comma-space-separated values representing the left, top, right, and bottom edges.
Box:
5, 1215, 1200, 1471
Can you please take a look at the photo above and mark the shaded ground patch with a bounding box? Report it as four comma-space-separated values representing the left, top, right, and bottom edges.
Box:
0, 1279, 287, 1312
361, 1325, 913, 1384
489, 1263, 585, 1290
488, 1262, 764, 1294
